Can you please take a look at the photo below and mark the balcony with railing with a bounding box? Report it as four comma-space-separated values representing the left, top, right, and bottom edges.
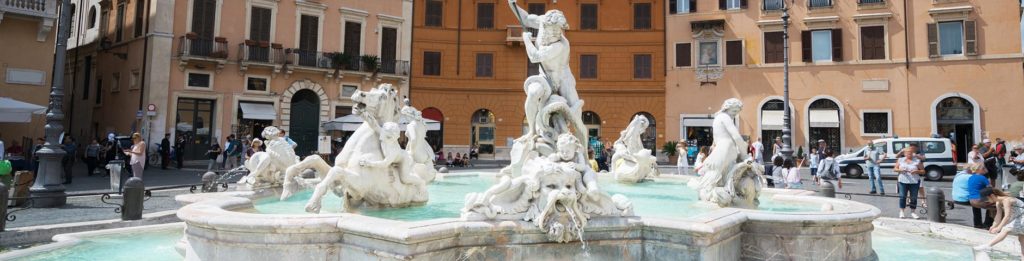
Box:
1, 0, 56, 19
285, 50, 409, 79
238, 41, 285, 74
177, 34, 229, 71
809, 0, 833, 8
858, 0, 884, 5
762, 0, 784, 11
380, 60, 410, 76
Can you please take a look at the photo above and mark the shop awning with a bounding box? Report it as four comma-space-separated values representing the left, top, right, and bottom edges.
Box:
323, 114, 441, 131
0, 97, 46, 123
682, 117, 713, 127
760, 110, 784, 130
239, 102, 276, 120
809, 110, 840, 128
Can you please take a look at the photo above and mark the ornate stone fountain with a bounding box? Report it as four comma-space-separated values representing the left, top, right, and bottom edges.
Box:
610, 115, 660, 183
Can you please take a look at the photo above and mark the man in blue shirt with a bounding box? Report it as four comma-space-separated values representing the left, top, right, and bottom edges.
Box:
952, 163, 993, 228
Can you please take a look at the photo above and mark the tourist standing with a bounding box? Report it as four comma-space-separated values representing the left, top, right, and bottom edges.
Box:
676, 139, 689, 175
225, 135, 242, 170
206, 142, 221, 172
85, 139, 101, 176
972, 187, 1024, 253
894, 148, 924, 219
61, 137, 77, 184
751, 137, 764, 165
772, 137, 784, 160
174, 135, 185, 169
246, 138, 263, 161
953, 163, 993, 228
816, 149, 842, 189
160, 134, 171, 169
864, 143, 886, 195
123, 133, 146, 180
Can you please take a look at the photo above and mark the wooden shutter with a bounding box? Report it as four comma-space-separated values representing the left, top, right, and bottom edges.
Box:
860, 26, 884, 60
764, 31, 783, 63
581, 54, 598, 78
477, 3, 494, 29
344, 21, 361, 55
581, 4, 597, 30
964, 20, 977, 56
476, 53, 493, 77
690, 0, 697, 11
527, 3, 546, 15
381, 27, 397, 63
927, 23, 938, 57
719, 0, 726, 10
634, 3, 651, 30
299, 15, 318, 51
676, 43, 691, 67
831, 28, 842, 62
740, 0, 748, 9
726, 40, 743, 65
250, 7, 271, 41
425, 0, 442, 27
423, 51, 441, 76
801, 31, 812, 62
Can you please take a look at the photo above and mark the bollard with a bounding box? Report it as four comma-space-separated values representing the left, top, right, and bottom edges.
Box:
0, 182, 8, 231
818, 181, 836, 198
122, 177, 144, 220
927, 186, 946, 223
201, 172, 218, 193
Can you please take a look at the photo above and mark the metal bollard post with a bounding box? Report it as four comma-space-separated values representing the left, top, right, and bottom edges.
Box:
201, 172, 217, 193
0, 182, 8, 231
927, 186, 946, 223
818, 181, 836, 198
122, 177, 144, 220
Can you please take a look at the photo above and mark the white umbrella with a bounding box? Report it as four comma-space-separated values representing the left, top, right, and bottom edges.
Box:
322, 115, 441, 131
0, 97, 46, 123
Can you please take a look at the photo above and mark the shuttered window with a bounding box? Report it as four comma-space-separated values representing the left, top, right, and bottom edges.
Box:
802, 29, 841, 62
675, 43, 691, 67
116, 2, 125, 41
528, 3, 546, 15
344, 21, 361, 55
133, 0, 145, 37
763, 31, 784, 63
476, 53, 493, 77
191, 0, 216, 39
477, 3, 494, 29
669, 0, 697, 14
860, 26, 885, 60
580, 54, 598, 79
929, 21, 976, 57
726, 40, 743, 65
580, 4, 598, 30
423, 51, 441, 76
633, 3, 652, 30
299, 15, 319, 51
425, 0, 443, 27
634, 54, 652, 79
381, 27, 398, 66
250, 7, 271, 41
719, 0, 747, 10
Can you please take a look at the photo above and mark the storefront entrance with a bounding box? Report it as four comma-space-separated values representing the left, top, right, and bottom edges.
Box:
175, 98, 215, 161
471, 109, 496, 158
936, 96, 975, 161
808, 99, 841, 154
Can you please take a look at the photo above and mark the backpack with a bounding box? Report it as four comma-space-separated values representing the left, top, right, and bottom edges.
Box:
820, 159, 838, 180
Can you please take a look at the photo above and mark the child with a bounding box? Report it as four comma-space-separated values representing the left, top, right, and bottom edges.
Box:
785, 158, 805, 189
973, 187, 1024, 255
808, 147, 820, 186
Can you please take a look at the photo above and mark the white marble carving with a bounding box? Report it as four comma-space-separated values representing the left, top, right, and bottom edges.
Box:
611, 115, 660, 183
237, 127, 300, 189
402, 101, 438, 183
688, 98, 766, 208
462, 1, 633, 243
279, 84, 431, 213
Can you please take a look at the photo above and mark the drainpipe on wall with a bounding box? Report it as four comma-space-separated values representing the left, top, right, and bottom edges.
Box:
139, 0, 151, 142
457, 0, 462, 75
903, 0, 912, 134
69, 0, 86, 140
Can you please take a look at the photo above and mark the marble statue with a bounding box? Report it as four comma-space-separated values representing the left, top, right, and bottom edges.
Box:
611, 115, 659, 183
688, 98, 766, 208
237, 126, 300, 189
462, 1, 633, 243
279, 84, 431, 213
402, 101, 437, 183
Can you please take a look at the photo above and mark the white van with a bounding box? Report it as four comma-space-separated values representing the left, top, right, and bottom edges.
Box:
836, 137, 957, 181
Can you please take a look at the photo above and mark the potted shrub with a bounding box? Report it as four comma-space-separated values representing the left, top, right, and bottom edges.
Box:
244, 39, 257, 46
271, 43, 283, 49
214, 37, 228, 44
360, 54, 380, 73
331, 52, 352, 73
185, 32, 198, 40
257, 41, 270, 48
662, 141, 679, 165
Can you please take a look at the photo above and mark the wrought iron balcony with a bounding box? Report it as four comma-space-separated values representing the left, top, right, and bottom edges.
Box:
809, 0, 833, 8
238, 42, 285, 74
380, 60, 410, 76
762, 0, 784, 11
177, 35, 229, 71
858, 0, 884, 4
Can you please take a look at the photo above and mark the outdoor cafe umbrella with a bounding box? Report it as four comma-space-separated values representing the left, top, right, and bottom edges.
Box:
0, 97, 46, 123
322, 114, 441, 131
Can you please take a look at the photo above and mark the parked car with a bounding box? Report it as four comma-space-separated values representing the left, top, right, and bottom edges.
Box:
836, 137, 956, 181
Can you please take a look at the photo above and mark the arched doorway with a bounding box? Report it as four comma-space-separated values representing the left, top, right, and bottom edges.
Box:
290, 90, 320, 157
471, 109, 496, 158
422, 107, 444, 152
634, 112, 657, 156
935, 96, 976, 161
808, 99, 841, 154
760, 99, 785, 160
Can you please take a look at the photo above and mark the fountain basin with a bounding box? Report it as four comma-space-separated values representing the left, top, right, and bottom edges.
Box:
174, 173, 881, 260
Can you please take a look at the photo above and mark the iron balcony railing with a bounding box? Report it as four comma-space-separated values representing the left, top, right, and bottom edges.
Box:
290, 50, 339, 69
762, 0, 784, 11
238, 43, 285, 64
380, 60, 410, 75
858, 0, 884, 4
0, 0, 56, 19
178, 36, 229, 59
809, 0, 833, 8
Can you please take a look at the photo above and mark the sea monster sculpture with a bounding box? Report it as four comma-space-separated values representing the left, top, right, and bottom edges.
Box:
237, 126, 301, 189
462, 1, 633, 243
610, 115, 659, 183
688, 98, 766, 208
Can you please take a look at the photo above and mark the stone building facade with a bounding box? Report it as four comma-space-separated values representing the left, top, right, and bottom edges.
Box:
0, 0, 58, 147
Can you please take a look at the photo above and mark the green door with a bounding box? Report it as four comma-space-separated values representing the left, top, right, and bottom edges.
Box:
290, 90, 320, 157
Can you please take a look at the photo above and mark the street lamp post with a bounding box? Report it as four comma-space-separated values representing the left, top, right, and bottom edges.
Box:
779, 7, 794, 162
30, 0, 74, 207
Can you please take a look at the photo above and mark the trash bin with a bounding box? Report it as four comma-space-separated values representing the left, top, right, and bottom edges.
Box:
107, 160, 124, 192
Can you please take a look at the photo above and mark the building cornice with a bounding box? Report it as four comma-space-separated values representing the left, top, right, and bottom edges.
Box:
339, 7, 368, 17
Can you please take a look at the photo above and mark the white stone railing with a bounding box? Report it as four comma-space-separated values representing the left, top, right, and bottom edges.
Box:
1, 0, 58, 19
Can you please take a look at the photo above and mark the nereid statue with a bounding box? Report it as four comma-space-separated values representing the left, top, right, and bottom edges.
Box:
238, 126, 300, 189
611, 115, 659, 183
461, 1, 633, 243
688, 98, 765, 208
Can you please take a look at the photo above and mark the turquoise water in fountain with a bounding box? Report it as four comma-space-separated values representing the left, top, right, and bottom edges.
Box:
872, 228, 1020, 260
11, 227, 182, 261
253, 174, 821, 220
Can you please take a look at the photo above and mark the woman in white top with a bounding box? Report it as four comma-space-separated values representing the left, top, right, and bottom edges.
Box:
893, 148, 925, 219
676, 139, 689, 175
693, 146, 709, 176
123, 133, 147, 179
785, 158, 805, 189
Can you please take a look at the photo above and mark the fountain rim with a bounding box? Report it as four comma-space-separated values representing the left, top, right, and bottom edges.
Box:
0, 222, 185, 260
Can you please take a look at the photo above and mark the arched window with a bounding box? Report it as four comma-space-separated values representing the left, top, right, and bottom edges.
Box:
759, 99, 785, 160
422, 107, 444, 151
88, 6, 98, 29
808, 99, 841, 154
471, 109, 496, 155
633, 112, 657, 155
